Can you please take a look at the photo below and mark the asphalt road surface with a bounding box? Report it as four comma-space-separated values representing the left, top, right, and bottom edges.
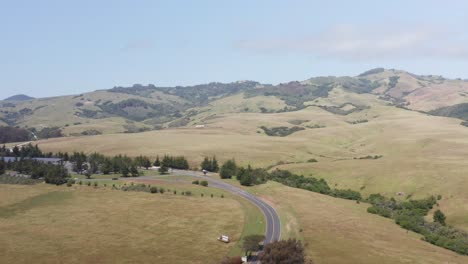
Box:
171, 169, 281, 244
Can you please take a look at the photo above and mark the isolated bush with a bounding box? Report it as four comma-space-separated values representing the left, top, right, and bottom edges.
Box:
200, 180, 208, 187
433, 210, 446, 226
192, 180, 199, 185
150, 186, 158, 193
159, 187, 165, 194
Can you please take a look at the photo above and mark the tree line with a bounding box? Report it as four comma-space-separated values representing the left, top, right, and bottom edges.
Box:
1, 159, 69, 185
367, 193, 468, 255
63, 152, 190, 177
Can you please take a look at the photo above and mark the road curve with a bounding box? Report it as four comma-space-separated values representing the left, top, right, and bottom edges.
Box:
171, 169, 281, 244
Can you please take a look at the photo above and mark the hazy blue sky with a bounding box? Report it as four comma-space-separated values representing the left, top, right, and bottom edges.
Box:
2, 0, 468, 98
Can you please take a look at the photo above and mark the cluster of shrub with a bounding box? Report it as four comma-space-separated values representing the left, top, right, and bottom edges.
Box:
222, 237, 309, 264
0, 159, 68, 185
347, 119, 369, 124
317, 103, 369, 116
354, 155, 383, 160
219, 159, 268, 186
267, 169, 362, 200
260, 126, 305, 137
367, 194, 468, 255
192, 180, 208, 187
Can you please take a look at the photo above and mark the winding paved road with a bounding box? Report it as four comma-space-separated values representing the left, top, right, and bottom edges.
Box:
169, 169, 281, 244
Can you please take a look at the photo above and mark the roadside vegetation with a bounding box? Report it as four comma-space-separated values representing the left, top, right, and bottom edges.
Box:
218, 158, 468, 255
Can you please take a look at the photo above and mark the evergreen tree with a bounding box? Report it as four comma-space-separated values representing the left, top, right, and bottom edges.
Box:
143, 158, 152, 170
154, 156, 160, 166
101, 158, 112, 174
211, 156, 219, 172
239, 165, 254, 186
201, 157, 212, 171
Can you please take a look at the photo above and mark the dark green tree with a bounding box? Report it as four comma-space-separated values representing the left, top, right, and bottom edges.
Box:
154, 156, 161, 166
44, 165, 69, 185
433, 209, 446, 226
101, 158, 112, 174
143, 158, 152, 170
159, 163, 169, 174
220, 159, 237, 179
0, 159, 5, 175
130, 164, 139, 177
121, 164, 129, 177
211, 156, 219, 172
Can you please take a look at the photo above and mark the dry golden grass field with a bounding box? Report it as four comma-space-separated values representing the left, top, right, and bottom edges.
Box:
28, 88, 468, 262
250, 181, 468, 264
0, 183, 245, 264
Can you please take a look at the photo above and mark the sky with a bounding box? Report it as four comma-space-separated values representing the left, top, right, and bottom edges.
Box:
2, 0, 468, 98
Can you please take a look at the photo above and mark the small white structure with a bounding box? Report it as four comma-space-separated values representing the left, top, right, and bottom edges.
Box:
241, 256, 248, 263
195, 124, 205, 128
218, 235, 230, 243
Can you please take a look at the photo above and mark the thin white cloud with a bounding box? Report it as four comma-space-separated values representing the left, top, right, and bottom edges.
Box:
237, 25, 468, 61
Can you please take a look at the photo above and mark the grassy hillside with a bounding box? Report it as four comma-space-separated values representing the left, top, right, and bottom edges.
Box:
0, 183, 244, 264
3, 68, 468, 137
36, 89, 468, 234
251, 182, 468, 264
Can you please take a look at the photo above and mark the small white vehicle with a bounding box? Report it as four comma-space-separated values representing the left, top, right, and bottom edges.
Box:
218, 235, 230, 243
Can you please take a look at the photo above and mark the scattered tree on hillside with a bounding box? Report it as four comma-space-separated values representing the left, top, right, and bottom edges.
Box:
259, 239, 309, 264
434, 209, 446, 226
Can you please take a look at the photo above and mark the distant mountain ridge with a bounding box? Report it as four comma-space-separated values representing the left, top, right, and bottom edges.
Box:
3, 94, 35, 101
1, 68, 468, 135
